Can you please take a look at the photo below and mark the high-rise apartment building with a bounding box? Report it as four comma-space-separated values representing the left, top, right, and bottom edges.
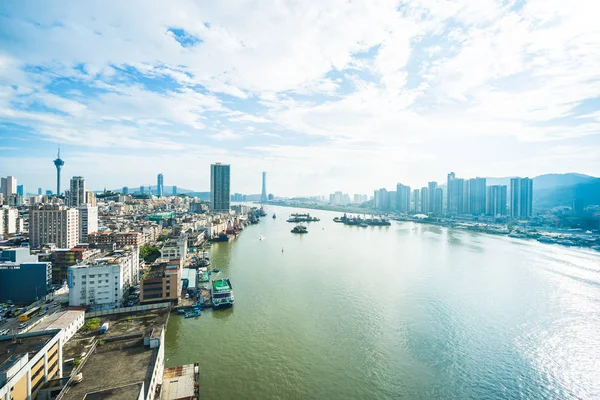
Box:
353, 194, 368, 204
420, 186, 429, 213
330, 191, 350, 205
412, 189, 420, 213
17, 184, 25, 196
29, 205, 79, 248
447, 172, 464, 215
69, 176, 86, 207
123, 186, 129, 194
388, 191, 397, 210
510, 178, 533, 218
374, 188, 389, 210
86, 190, 97, 206
210, 163, 231, 212
38, 187, 43, 195
427, 182, 438, 213
396, 184, 411, 213
261, 172, 268, 203
172, 185, 177, 195
468, 178, 487, 215
486, 185, 507, 216
1, 176, 17, 198
157, 173, 164, 197
78, 205, 98, 243
1, 205, 18, 236
434, 188, 444, 215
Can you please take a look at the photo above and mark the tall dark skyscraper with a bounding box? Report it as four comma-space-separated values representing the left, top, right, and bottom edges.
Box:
447, 172, 464, 215
468, 177, 487, 215
123, 186, 129, 195
510, 178, 533, 218
157, 173, 164, 197
210, 163, 231, 212
173, 186, 177, 195
53, 147, 64, 196
261, 171, 268, 203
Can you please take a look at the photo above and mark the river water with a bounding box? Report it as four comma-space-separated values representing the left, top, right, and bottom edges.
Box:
165, 206, 600, 400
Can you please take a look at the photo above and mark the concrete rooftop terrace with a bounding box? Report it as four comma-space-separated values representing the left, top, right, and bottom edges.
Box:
0, 330, 58, 370
60, 338, 156, 400
60, 309, 169, 399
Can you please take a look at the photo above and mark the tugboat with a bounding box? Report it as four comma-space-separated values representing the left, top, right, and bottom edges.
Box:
212, 278, 234, 308
291, 225, 308, 234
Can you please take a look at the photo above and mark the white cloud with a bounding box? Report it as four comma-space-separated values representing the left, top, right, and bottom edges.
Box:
0, 0, 599, 195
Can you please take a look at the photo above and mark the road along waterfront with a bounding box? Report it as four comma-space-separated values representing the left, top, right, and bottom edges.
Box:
165, 206, 600, 400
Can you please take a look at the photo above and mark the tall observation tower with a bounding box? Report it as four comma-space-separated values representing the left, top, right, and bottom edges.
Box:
261, 171, 268, 203
53, 147, 65, 196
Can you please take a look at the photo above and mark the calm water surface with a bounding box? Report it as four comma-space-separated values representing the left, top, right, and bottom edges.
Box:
165, 206, 600, 399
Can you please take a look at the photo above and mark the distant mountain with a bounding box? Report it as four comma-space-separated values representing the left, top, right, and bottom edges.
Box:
484, 173, 596, 189
534, 178, 600, 209
531, 173, 595, 190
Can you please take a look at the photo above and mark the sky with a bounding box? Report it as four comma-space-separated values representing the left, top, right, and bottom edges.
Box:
0, 0, 599, 197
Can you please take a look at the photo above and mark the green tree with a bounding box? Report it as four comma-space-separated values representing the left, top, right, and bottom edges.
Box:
140, 245, 161, 262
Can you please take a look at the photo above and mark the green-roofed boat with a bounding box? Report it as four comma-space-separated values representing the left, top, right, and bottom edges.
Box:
212, 278, 234, 308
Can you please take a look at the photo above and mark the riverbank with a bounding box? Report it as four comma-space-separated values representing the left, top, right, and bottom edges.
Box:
262, 201, 380, 216
398, 216, 600, 251
263, 202, 599, 251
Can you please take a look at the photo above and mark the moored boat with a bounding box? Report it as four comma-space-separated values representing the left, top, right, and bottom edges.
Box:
214, 232, 233, 242
212, 278, 234, 308
291, 225, 308, 234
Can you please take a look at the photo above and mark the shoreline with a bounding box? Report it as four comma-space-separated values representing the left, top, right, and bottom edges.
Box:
260, 202, 600, 252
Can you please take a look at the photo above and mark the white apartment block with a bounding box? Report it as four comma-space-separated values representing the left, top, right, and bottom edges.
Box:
78, 205, 98, 243
67, 248, 140, 307
1, 205, 18, 236
29, 205, 79, 249
68, 263, 125, 307
160, 237, 187, 260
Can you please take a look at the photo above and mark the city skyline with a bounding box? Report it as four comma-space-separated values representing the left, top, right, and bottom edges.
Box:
4, 150, 594, 198
1, 2, 599, 196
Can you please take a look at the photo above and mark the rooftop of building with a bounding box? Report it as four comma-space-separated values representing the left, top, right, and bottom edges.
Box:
60, 309, 169, 399
30, 310, 84, 333
83, 382, 144, 400
160, 364, 197, 400
60, 338, 156, 400
0, 330, 60, 374
62, 308, 169, 361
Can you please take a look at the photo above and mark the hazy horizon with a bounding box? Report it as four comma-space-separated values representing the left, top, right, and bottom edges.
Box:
1, 1, 599, 196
